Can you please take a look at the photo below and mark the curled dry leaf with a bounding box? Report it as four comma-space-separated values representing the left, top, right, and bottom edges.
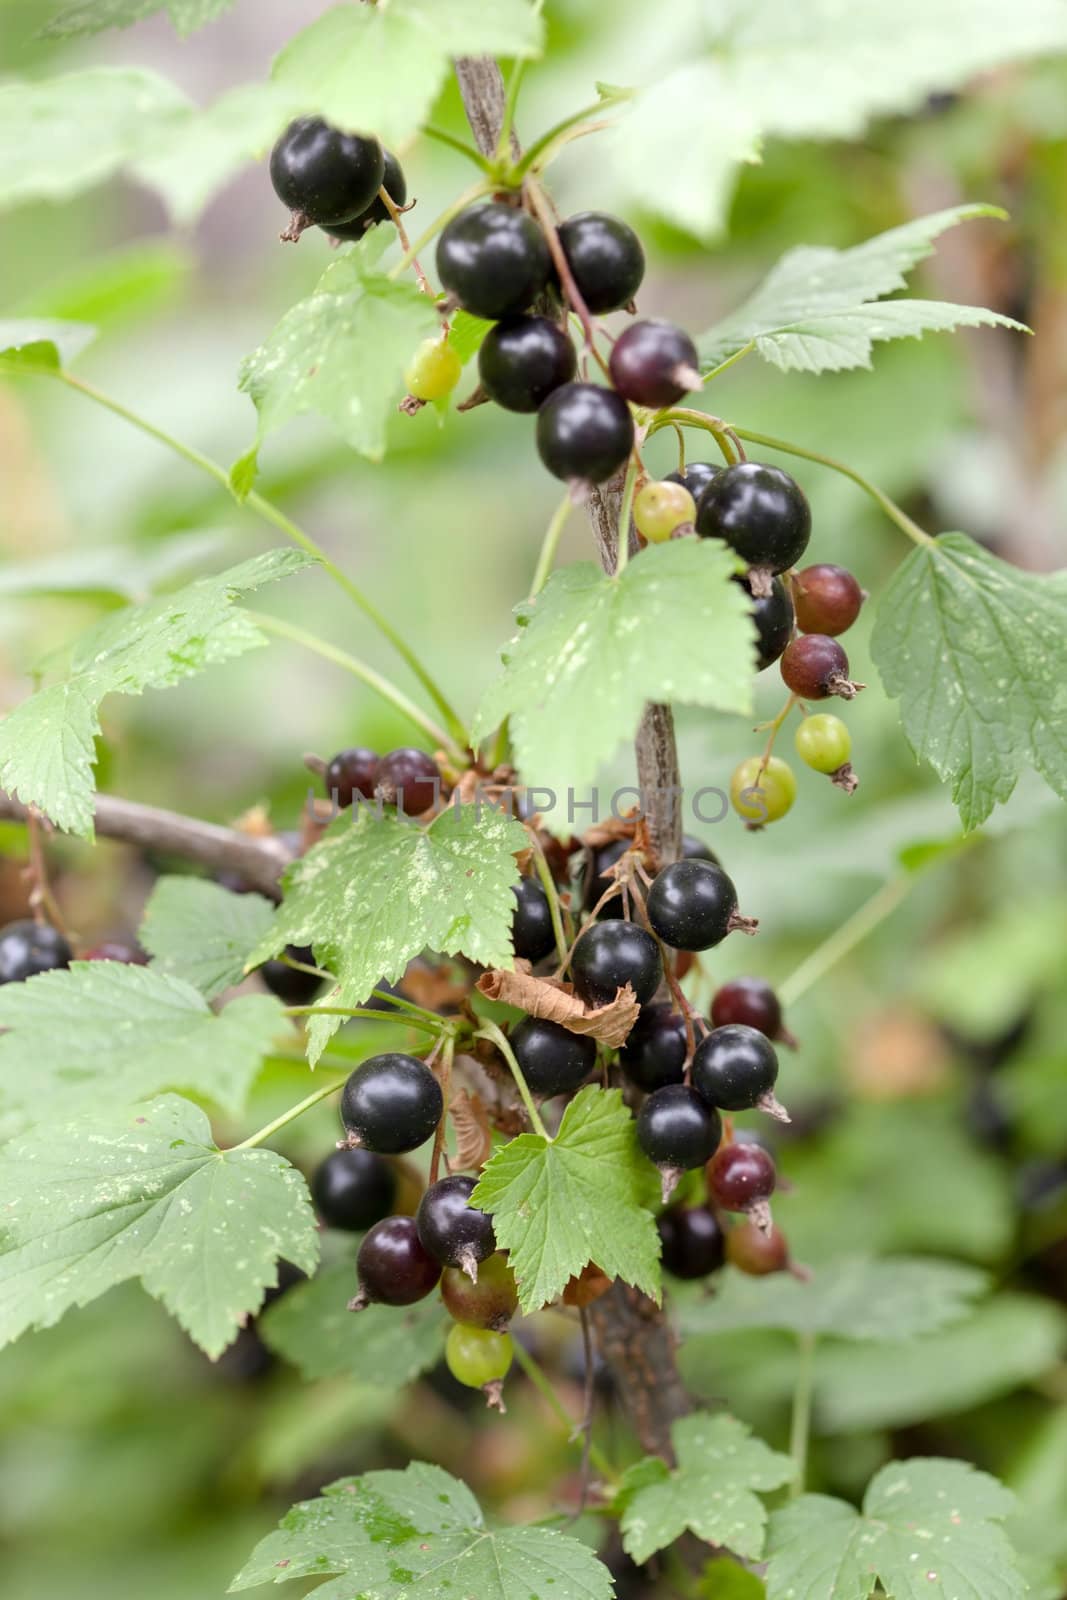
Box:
477, 962, 639, 1049
446, 1087, 494, 1173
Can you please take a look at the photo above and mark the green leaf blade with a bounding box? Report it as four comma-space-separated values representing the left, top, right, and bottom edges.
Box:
260, 1261, 447, 1385
0, 318, 97, 372
141, 877, 277, 1000
44, 0, 235, 37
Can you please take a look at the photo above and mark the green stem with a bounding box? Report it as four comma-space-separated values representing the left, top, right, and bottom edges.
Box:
230, 1073, 349, 1151
247, 611, 462, 761
700, 340, 755, 384
648, 407, 738, 466
510, 1339, 619, 1484
511, 90, 632, 180
420, 125, 496, 173
476, 1019, 549, 1139
51, 370, 468, 744
789, 1331, 817, 1496
286, 1004, 447, 1036
530, 491, 572, 596
528, 835, 569, 963
387, 180, 494, 282
732, 428, 936, 548
778, 876, 911, 1009
613, 456, 639, 577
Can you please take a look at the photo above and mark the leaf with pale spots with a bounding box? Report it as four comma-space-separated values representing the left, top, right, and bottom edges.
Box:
617, 1413, 795, 1564
472, 1085, 661, 1313
0, 1095, 318, 1358
230, 1461, 613, 1600
765, 1457, 1026, 1600
249, 804, 528, 1065
872, 533, 1067, 829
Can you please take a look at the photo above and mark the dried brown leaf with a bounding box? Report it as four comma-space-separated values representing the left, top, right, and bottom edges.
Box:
446, 1086, 494, 1173
477, 963, 639, 1049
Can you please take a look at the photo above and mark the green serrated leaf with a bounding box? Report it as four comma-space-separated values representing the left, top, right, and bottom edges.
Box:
0, 1095, 319, 1358
273, 0, 544, 146
765, 1458, 1025, 1600
239, 237, 440, 463
679, 1257, 988, 1342
231, 1461, 613, 1599
44, 0, 234, 37
618, 1413, 795, 1564
260, 1261, 447, 1385
0, 547, 314, 837
473, 540, 754, 804
473, 1085, 661, 1313
141, 877, 277, 1000
250, 804, 527, 1065
871, 533, 1067, 829
0, 961, 282, 1120
0, 318, 96, 372
447, 310, 494, 365
0, 531, 227, 606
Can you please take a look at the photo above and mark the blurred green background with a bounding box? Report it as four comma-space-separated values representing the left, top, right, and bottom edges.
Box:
0, 3, 1065, 1597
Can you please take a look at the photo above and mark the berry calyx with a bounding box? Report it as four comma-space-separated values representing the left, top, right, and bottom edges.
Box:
416, 1175, 496, 1280
634, 480, 696, 543
260, 944, 322, 1006
312, 1147, 396, 1233
696, 462, 811, 577
340, 1053, 443, 1154
511, 878, 557, 964
376, 747, 440, 814
350, 1215, 441, 1310
711, 977, 793, 1047
658, 1204, 726, 1280
557, 211, 645, 313
478, 315, 577, 412
736, 574, 795, 671
325, 746, 380, 808
326, 148, 407, 238
665, 461, 720, 502
793, 563, 865, 636
638, 1085, 722, 1199
510, 1015, 596, 1097
730, 756, 797, 825
536, 382, 635, 486
726, 1218, 792, 1277
691, 1024, 784, 1118
780, 634, 864, 700
608, 319, 702, 409
270, 117, 384, 234
405, 338, 462, 402
0, 919, 71, 984
445, 1323, 513, 1410
708, 1140, 777, 1229
441, 1251, 518, 1330
570, 921, 662, 1007
436, 201, 552, 319
645, 859, 756, 951
618, 1002, 687, 1092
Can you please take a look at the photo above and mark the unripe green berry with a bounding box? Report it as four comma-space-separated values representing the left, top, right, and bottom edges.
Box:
634, 480, 696, 543
730, 755, 797, 824
795, 713, 851, 774
445, 1323, 514, 1391
405, 338, 462, 401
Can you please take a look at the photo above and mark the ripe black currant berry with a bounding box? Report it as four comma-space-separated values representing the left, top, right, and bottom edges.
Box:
608, 319, 701, 409
618, 1002, 687, 1092
416, 1175, 495, 1279
441, 1251, 518, 1330
793, 563, 864, 636
682, 833, 720, 865
312, 1147, 396, 1232
510, 1015, 596, 1097
646, 860, 752, 952
735, 574, 795, 671
351, 1215, 441, 1310
780, 634, 864, 700
571, 921, 662, 1007
536, 382, 635, 486
327, 148, 407, 238
726, 1218, 791, 1276
557, 211, 645, 313
696, 462, 811, 575
325, 746, 379, 808
270, 117, 385, 229
711, 977, 789, 1044
511, 878, 557, 963
665, 461, 720, 503
638, 1085, 722, 1194
708, 1141, 776, 1217
340, 1053, 443, 1154
658, 1204, 726, 1279
376, 747, 440, 814
260, 944, 322, 1006
436, 201, 552, 319
692, 1024, 779, 1112
478, 315, 577, 413
0, 919, 71, 984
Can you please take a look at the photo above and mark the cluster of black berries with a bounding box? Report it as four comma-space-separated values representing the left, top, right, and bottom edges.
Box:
313, 1052, 516, 1406
324, 744, 442, 815
270, 116, 406, 242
